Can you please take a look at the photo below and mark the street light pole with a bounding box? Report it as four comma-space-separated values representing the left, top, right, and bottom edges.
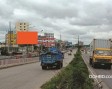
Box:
78, 35, 79, 47
60, 32, 62, 50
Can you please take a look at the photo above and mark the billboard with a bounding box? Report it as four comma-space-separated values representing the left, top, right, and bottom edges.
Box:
17, 32, 38, 44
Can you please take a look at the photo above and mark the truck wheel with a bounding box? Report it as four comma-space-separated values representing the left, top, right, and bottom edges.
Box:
42, 66, 47, 70
56, 63, 61, 69
92, 63, 97, 68
89, 58, 92, 65
107, 65, 111, 70
61, 63, 63, 68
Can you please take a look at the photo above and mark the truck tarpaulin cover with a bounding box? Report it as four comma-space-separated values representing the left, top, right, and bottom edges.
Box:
17, 32, 38, 44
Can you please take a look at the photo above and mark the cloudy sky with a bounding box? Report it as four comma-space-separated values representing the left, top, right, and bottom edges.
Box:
0, 0, 112, 44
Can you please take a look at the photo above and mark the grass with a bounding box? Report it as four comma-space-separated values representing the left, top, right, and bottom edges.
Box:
41, 48, 93, 89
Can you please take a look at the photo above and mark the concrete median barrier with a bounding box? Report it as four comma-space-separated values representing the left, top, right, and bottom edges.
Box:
0, 57, 38, 69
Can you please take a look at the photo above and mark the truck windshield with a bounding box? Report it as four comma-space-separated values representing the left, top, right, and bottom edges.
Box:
95, 50, 112, 56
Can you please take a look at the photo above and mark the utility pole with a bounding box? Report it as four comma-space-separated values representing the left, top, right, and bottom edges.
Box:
5, 31, 7, 51
8, 22, 12, 53
60, 33, 61, 50
40, 30, 43, 52
78, 35, 79, 48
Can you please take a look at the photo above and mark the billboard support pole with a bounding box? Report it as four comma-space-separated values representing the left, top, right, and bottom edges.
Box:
27, 44, 28, 55
8, 22, 12, 53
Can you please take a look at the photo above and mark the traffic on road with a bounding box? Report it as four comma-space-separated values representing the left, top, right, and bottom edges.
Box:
0, 0, 112, 89
0, 49, 76, 89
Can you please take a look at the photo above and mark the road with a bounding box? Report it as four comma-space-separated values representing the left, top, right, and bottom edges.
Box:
82, 53, 112, 89
0, 49, 76, 89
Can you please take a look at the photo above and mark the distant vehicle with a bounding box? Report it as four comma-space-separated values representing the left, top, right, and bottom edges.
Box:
12, 52, 22, 55
89, 39, 112, 69
68, 50, 72, 55
39, 47, 64, 70
70, 49, 72, 52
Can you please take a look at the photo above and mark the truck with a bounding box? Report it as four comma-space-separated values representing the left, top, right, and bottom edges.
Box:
89, 39, 112, 69
39, 47, 64, 70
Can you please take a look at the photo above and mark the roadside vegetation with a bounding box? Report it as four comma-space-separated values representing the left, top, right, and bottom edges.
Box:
41, 48, 93, 89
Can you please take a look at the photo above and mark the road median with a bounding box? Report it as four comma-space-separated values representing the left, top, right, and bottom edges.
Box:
41, 48, 93, 89
0, 57, 38, 69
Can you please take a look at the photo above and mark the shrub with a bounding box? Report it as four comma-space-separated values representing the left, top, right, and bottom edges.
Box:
41, 48, 93, 89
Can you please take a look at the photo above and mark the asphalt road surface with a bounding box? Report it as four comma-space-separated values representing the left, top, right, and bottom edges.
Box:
82, 53, 112, 89
0, 49, 76, 89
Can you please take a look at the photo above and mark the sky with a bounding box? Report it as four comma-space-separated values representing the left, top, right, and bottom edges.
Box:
0, 0, 112, 44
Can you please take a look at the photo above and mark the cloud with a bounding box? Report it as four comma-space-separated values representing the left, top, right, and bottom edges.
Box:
0, 0, 112, 44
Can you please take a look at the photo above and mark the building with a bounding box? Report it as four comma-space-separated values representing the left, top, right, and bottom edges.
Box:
15, 22, 29, 32
109, 39, 112, 49
38, 33, 55, 47
5, 31, 18, 52
44, 33, 54, 38
5, 31, 17, 46
65, 41, 72, 46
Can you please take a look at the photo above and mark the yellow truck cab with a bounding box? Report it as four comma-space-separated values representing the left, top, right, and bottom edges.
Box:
90, 39, 112, 69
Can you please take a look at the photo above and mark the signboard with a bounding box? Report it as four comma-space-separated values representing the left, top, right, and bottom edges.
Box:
17, 32, 38, 44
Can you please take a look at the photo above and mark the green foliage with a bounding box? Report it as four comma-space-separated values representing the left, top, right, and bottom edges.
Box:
41, 48, 93, 89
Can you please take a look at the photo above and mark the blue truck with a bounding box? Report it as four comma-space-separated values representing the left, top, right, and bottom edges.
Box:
39, 47, 64, 70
